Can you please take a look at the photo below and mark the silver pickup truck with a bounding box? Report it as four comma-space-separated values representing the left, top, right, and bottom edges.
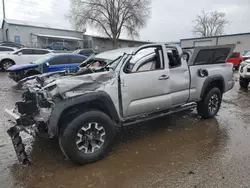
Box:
5, 43, 235, 165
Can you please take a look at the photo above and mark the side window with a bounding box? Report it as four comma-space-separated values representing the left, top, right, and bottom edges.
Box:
49, 56, 69, 65
22, 49, 34, 55
34, 49, 49, 54
0, 47, 13, 51
70, 56, 86, 64
125, 46, 164, 73
194, 48, 230, 65
166, 49, 181, 68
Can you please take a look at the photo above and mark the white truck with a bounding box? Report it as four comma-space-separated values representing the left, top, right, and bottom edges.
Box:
5, 43, 235, 165
239, 53, 250, 88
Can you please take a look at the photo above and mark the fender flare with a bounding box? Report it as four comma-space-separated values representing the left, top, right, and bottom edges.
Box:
47, 91, 120, 136
200, 75, 225, 99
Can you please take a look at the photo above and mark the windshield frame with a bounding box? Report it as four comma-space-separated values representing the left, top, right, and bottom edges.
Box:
32, 54, 55, 64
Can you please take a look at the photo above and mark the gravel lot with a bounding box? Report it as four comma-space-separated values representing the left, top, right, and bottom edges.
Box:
0, 72, 250, 188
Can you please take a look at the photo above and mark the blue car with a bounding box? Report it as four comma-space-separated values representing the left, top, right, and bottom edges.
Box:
7, 53, 87, 82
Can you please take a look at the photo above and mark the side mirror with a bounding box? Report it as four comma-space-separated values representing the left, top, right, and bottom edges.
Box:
18, 52, 22, 56
45, 62, 50, 67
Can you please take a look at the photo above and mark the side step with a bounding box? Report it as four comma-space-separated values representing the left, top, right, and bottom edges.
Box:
123, 103, 197, 126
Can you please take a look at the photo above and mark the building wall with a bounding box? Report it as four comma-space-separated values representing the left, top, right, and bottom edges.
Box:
2, 22, 10, 41
84, 36, 149, 52
7, 24, 83, 47
181, 37, 217, 48
181, 34, 250, 55
217, 35, 250, 55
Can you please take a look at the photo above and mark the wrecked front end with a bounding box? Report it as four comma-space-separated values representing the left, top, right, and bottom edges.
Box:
5, 87, 54, 164
5, 71, 116, 164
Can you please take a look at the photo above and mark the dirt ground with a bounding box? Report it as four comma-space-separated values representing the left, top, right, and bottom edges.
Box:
0, 72, 250, 188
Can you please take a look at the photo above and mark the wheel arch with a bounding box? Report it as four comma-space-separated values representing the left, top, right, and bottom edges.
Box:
25, 69, 41, 77
0, 58, 15, 65
200, 75, 225, 99
48, 91, 120, 137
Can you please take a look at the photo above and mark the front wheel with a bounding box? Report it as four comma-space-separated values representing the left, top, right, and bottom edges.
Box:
239, 76, 249, 88
1, 60, 15, 71
197, 88, 222, 119
59, 110, 115, 165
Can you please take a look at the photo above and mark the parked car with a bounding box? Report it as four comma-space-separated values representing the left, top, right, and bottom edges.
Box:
4, 43, 235, 165
17, 48, 136, 88
45, 42, 71, 51
0, 41, 24, 48
227, 52, 243, 69
0, 46, 18, 54
73, 49, 98, 56
7, 54, 87, 82
0, 48, 53, 71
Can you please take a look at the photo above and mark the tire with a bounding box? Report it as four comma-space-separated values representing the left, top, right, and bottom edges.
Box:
1, 60, 15, 71
59, 110, 115, 165
239, 76, 249, 88
197, 87, 222, 119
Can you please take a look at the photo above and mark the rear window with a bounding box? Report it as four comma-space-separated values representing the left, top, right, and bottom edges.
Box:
194, 48, 230, 65
230, 52, 239, 58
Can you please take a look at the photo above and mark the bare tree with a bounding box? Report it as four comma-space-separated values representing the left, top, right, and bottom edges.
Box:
192, 11, 229, 37
68, 0, 151, 48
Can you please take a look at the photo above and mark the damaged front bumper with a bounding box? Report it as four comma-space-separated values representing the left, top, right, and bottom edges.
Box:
4, 89, 53, 164
4, 108, 35, 165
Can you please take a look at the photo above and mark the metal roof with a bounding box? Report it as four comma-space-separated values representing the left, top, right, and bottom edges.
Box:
32, 33, 83, 41
181, 32, 250, 41
83, 34, 150, 44
2, 19, 85, 33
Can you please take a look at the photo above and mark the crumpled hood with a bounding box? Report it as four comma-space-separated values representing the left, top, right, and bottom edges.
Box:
44, 71, 115, 98
8, 63, 38, 71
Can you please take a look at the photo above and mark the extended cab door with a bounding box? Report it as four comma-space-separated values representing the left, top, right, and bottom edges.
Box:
120, 44, 172, 118
186, 44, 235, 102
165, 45, 190, 106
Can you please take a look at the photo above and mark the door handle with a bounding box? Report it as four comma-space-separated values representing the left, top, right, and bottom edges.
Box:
158, 75, 169, 80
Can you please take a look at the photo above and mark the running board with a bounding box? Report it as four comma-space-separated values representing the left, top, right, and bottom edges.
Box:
123, 103, 197, 126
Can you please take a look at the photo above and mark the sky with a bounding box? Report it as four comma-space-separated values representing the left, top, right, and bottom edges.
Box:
0, 0, 249, 42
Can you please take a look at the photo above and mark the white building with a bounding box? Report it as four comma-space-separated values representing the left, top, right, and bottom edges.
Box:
0, 19, 150, 52
1, 19, 85, 49
181, 33, 250, 55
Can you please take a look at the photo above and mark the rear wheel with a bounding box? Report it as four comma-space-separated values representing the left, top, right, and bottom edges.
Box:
59, 110, 115, 165
197, 87, 222, 119
239, 76, 249, 88
1, 60, 15, 71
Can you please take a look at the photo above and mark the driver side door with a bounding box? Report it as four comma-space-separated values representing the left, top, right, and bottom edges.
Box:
120, 44, 172, 118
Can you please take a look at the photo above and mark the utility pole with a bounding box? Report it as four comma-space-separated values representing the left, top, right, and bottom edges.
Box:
2, 0, 5, 19
2, 0, 6, 41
